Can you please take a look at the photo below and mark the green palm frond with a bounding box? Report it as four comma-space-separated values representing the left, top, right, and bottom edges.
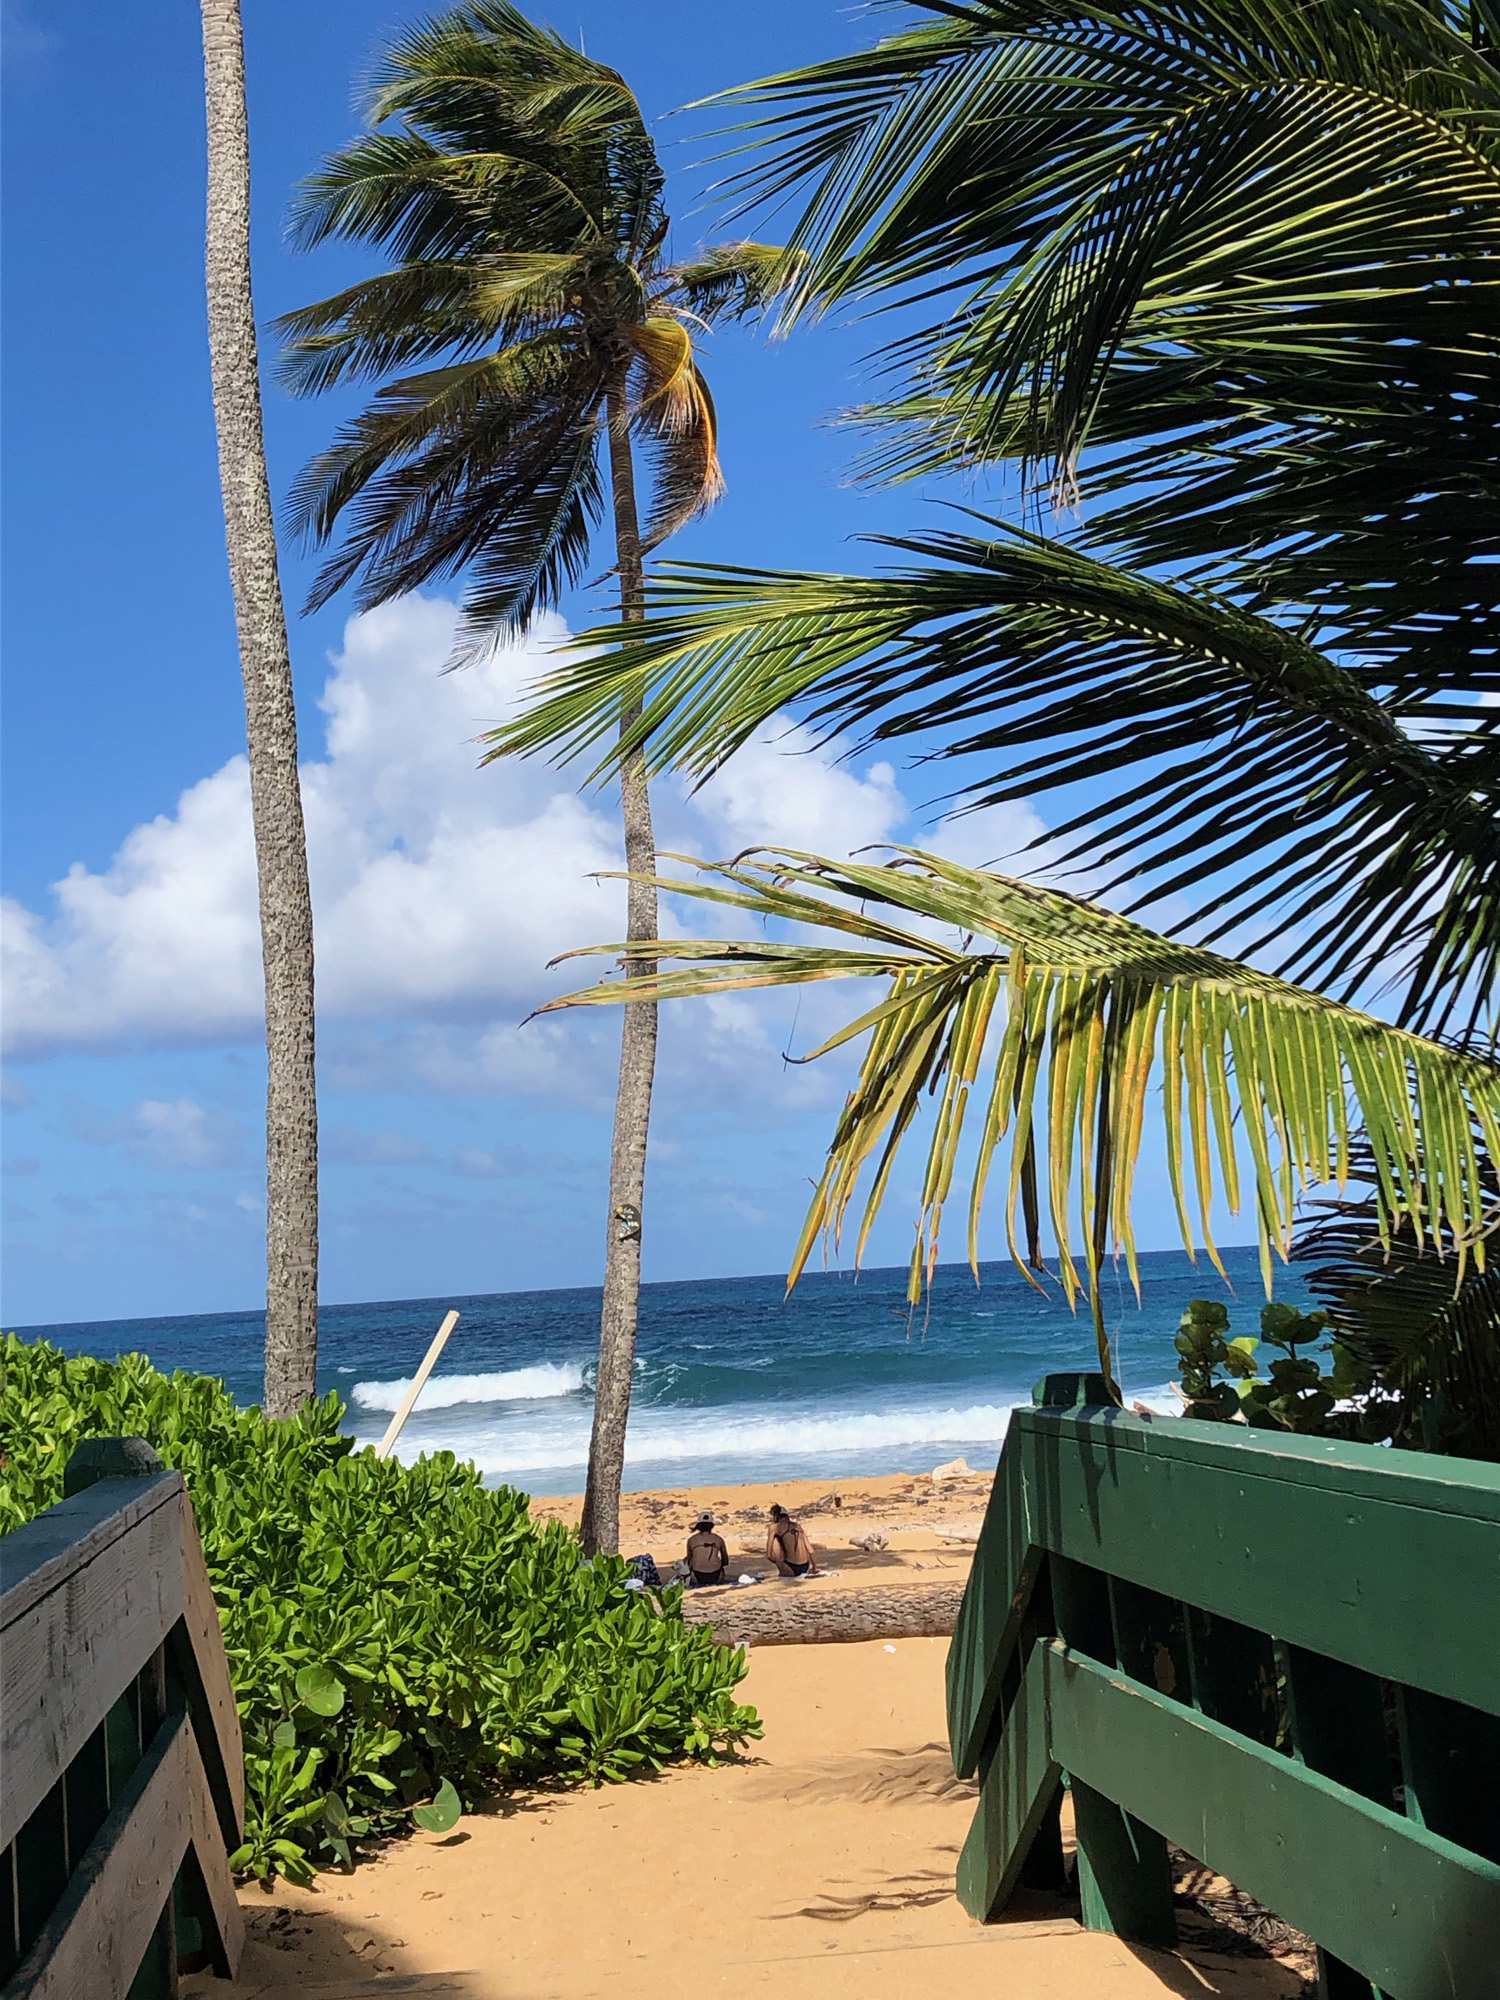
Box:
286, 334, 607, 630
708, 1, 1500, 338
694, 0, 1500, 713
271, 255, 602, 403
667, 241, 803, 321
1296, 1145, 1500, 1459
490, 524, 1500, 1039
538, 848, 1500, 1391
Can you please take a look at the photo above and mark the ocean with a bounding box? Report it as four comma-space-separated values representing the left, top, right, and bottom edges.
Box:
17, 1247, 1308, 1495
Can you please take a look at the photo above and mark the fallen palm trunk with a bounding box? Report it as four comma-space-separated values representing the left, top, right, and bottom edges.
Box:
681, 1578, 965, 1647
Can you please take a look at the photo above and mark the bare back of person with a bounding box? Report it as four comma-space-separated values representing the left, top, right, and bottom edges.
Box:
767, 1507, 818, 1576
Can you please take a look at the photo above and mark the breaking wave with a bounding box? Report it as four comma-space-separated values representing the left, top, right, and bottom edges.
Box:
351, 1359, 587, 1413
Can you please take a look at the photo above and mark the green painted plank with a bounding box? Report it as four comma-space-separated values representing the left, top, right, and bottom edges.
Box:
1029, 1403, 1500, 1517
951, 1402, 1500, 1773
952, 1411, 1500, 1751
1047, 1644, 1500, 2000
947, 1449, 1036, 1775
1071, 1777, 1176, 1948
955, 1644, 1061, 1922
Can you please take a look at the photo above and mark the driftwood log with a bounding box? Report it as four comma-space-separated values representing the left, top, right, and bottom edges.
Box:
680, 1578, 965, 1648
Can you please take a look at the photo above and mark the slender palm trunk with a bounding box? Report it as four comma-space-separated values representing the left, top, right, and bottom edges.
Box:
579, 383, 658, 1556
201, 0, 319, 1418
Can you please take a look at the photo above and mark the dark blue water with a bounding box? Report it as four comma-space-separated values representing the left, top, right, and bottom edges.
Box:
17, 1247, 1307, 1494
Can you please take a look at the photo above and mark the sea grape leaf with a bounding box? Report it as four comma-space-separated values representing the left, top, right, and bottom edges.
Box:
295, 1663, 346, 1717
411, 1777, 461, 1833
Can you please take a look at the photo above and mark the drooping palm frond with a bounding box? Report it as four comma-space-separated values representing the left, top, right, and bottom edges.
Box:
284, 335, 608, 633
537, 848, 1500, 1389
490, 525, 1500, 1039
1295, 1146, 1500, 1459
627, 322, 724, 550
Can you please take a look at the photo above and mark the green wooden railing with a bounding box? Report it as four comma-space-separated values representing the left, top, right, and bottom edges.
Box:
1, 1441, 244, 1998
947, 1376, 1500, 2000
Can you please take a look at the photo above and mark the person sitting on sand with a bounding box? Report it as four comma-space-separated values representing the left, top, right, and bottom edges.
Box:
685, 1512, 729, 1587
766, 1504, 821, 1578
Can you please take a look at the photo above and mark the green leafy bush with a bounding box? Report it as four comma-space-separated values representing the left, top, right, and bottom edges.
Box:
1174, 1298, 1372, 1434
0, 1335, 759, 1881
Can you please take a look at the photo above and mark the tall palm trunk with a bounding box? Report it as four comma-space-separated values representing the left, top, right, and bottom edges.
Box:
201, 0, 319, 1418
579, 381, 658, 1555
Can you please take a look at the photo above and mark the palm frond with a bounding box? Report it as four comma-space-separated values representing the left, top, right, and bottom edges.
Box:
1295, 1145, 1500, 1459
627, 321, 724, 546
698, 0, 1500, 601
285, 333, 607, 631
492, 525, 1500, 1039
666, 241, 804, 323
356, 1, 654, 247
538, 848, 1500, 1390
272, 258, 586, 397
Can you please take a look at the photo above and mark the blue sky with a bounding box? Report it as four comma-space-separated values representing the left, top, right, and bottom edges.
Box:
1, 0, 1229, 1327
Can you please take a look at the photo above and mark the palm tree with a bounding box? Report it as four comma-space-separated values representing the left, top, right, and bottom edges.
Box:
500, 0, 1500, 1043
200, 0, 319, 1419
275, 1, 790, 1551
492, 2, 1500, 1415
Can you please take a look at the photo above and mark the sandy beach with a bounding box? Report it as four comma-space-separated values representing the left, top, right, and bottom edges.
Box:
531, 1466, 995, 1586
186, 1473, 1308, 2000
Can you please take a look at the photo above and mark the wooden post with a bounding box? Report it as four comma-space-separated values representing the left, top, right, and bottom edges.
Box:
1184, 1607, 1280, 1748
374, 1311, 460, 1460
1071, 1777, 1178, 1947
1109, 1577, 1191, 1702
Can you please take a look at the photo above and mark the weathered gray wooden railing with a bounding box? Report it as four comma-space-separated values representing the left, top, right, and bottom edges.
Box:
1, 1442, 245, 1997
948, 1375, 1500, 2000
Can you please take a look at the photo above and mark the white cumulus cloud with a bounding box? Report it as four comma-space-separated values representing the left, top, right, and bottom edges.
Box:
2, 594, 1046, 1070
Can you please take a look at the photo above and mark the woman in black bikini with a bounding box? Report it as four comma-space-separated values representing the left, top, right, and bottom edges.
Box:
766, 1503, 820, 1577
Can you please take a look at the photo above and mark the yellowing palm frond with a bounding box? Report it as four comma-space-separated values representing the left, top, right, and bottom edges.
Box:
627, 318, 725, 545
540, 849, 1500, 1395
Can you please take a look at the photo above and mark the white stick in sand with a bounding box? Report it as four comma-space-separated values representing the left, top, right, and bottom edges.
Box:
374, 1309, 460, 1460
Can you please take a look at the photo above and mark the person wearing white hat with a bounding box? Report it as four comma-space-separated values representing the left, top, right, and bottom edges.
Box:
685, 1511, 729, 1587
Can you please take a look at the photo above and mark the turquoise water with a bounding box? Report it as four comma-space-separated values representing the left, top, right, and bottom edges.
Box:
19, 1247, 1307, 1494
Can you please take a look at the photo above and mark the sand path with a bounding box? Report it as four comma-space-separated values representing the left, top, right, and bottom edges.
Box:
191, 1636, 1302, 2000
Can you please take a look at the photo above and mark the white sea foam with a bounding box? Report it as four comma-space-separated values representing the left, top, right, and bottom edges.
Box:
351, 1359, 586, 1413
370, 1397, 1026, 1476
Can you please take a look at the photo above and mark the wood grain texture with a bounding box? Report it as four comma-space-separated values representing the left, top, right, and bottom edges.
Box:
1, 1481, 186, 1851
2, 1477, 244, 1855
175, 1488, 245, 1839
682, 1579, 965, 1647
4, 1711, 191, 2000
0, 1474, 184, 1629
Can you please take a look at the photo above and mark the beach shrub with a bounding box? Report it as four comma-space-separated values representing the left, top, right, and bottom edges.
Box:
1174, 1298, 1373, 1436
0, 1334, 759, 1882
